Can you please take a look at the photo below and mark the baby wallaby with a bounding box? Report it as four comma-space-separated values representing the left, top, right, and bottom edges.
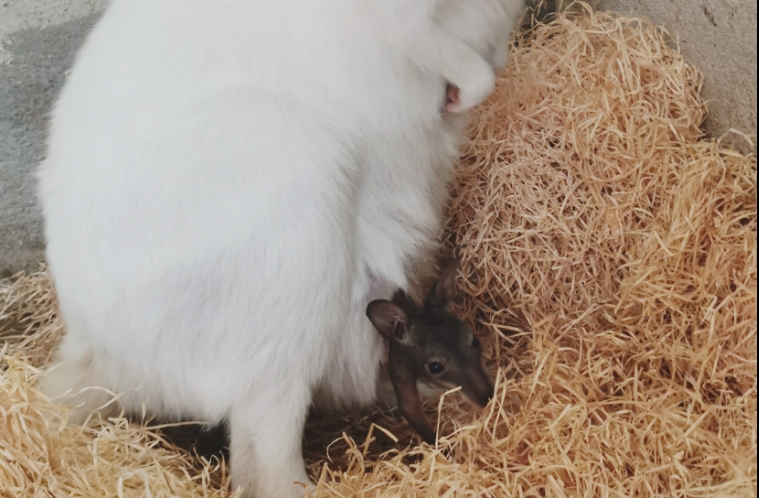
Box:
366, 259, 495, 445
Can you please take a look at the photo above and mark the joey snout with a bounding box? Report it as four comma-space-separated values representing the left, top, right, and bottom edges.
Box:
460, 364, 495, 408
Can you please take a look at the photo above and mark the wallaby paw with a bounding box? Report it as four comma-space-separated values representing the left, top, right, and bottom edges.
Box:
445, 64, 496, 113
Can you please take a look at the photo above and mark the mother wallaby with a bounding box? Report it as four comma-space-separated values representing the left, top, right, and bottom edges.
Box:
37, 0, 524, 496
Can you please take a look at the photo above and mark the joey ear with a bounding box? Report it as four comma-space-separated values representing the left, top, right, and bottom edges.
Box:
424, 257, 461, 310
366, 300, 409, 341
391, 289, 420, 316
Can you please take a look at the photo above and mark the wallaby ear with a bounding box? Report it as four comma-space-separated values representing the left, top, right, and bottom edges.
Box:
366, 300, 409, 342
391, 289, 420, 316
424, 257, 461, 310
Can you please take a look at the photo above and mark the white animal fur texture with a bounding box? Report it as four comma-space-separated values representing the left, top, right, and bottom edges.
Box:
36, 0, 525, 496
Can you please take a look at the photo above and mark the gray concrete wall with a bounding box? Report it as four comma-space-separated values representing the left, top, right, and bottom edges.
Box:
588, 0, 757, 154
1, 0, 102, 277
0, 0, 756, 276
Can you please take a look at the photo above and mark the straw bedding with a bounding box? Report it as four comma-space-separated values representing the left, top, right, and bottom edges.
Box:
1, 5, 756, 498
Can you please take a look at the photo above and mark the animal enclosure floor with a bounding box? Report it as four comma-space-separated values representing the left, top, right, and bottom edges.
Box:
1, 6, 756, 498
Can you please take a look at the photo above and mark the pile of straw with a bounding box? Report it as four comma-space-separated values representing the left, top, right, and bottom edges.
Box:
1, 5, 756, 497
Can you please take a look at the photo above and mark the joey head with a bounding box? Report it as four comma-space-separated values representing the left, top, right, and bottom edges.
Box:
366, 258, 494, 445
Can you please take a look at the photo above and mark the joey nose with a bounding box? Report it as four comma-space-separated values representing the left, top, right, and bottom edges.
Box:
481, 380, 495, 406
472, 379, 495, 408
465, 371, 495, 408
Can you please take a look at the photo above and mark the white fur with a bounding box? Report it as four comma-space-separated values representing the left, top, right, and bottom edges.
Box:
334, 0, 525, 413
37, 0, 524, 496
368, 0, 493, 113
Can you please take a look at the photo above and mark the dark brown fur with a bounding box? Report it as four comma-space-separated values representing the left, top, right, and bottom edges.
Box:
366, 259, 494, 445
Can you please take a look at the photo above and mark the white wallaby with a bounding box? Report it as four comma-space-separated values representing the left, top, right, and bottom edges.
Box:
37, 0, 524, 496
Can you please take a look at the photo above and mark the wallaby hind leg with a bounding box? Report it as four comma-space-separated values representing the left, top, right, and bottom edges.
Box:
228, 381, 313, 498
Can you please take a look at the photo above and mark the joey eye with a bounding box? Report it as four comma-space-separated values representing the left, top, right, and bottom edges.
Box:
471, 335, 481, 348
427, 362, 445, 375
